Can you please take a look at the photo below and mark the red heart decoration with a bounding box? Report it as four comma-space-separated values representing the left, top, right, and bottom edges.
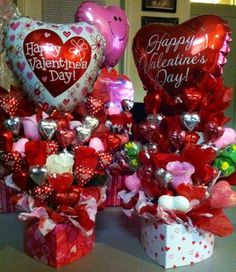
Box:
86, 95, 104, 116
0, 131, 13, 152
46, 140, 59, 156
48, 172, 73, 193
12, 170, 29, 191
181, 88, 202, 112
204, 122, 225, 142
56, 129, 75, 149
75, 165, 95, 187
1, 151, 23, 173
25, 140, 47, 166
74, 146, 98, 169
210, 180, 236, 208
52, 191, 79, 207
133, 15, 231, 96
185, 132, 200, 145
23, 30, 91, 97
176, 183, 206, 201
97, 151, 113, 169
32, 183, 53, 202
106, 134, 121, 151
0, 95, 19, 116
169, 130, 186, 151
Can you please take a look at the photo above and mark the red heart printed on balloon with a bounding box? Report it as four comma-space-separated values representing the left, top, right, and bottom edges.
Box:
133, 15, 231, 96
23, 30, 91, 97
3, 17, 106, 112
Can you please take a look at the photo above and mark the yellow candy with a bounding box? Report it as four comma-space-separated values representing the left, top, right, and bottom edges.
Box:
221, 161, 229, 171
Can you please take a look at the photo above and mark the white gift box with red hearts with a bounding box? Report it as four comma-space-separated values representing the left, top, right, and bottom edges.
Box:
140, 218, 214, 269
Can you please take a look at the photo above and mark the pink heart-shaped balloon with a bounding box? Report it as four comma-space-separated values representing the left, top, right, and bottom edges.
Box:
3, 17, 105, 112
75, 2, 129, 68
132, 15, 231, 96
210, 180, 236, 208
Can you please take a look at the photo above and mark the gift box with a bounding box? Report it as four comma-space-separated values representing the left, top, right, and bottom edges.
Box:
24, 220, 95, 268
106, 175, 126, 206
140, 218, 214, 269
0, 179, 16, 213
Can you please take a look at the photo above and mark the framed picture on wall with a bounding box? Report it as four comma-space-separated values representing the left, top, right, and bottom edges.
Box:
142, 0, 177, 13
141, 16, 179, 27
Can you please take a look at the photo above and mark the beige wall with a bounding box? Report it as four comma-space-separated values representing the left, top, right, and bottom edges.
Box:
123, 0, 190, 102
17, 0, 42, 19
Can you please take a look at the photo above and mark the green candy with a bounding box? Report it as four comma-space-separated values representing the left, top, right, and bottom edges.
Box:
213, 144, 236, 176
123, 141, 141, 170
124, 141, 141, 158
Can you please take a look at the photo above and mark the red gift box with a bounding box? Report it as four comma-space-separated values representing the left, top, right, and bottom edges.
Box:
106, 175, 126, 206
0, 179, 16, 213
24, 220, 95, 268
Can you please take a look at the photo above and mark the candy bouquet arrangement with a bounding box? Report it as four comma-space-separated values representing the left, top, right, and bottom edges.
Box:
0, 0, 133, 267
119, 14, 236, 269
75, 2, 135, 207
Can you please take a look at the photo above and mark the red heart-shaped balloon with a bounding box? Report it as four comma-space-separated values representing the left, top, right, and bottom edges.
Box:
133, 15, 231, 96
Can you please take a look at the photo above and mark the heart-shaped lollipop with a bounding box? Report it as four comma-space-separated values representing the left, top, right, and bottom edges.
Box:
29, 165, 48, 185
83, 116, 99, 131
75, 125, 91, 143
4, 117, 21, 136
38, 119, 57, 140
180, 112, 200, 132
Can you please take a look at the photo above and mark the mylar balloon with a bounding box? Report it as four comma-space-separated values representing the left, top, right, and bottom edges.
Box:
75, 2, 129, 68
3, 17, 106, 112
132, 15, 231, 96
91, 68, 134, 115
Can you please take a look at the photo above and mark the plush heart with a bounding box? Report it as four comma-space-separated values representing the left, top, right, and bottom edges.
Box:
132, 14, 231, 96
3, 17, 105, 112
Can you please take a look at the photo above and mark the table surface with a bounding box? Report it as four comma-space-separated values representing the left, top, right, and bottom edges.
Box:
0, 207, 236, 272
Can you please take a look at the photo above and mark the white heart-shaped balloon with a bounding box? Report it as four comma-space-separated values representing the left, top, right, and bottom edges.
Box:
3, 17, 105, 112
